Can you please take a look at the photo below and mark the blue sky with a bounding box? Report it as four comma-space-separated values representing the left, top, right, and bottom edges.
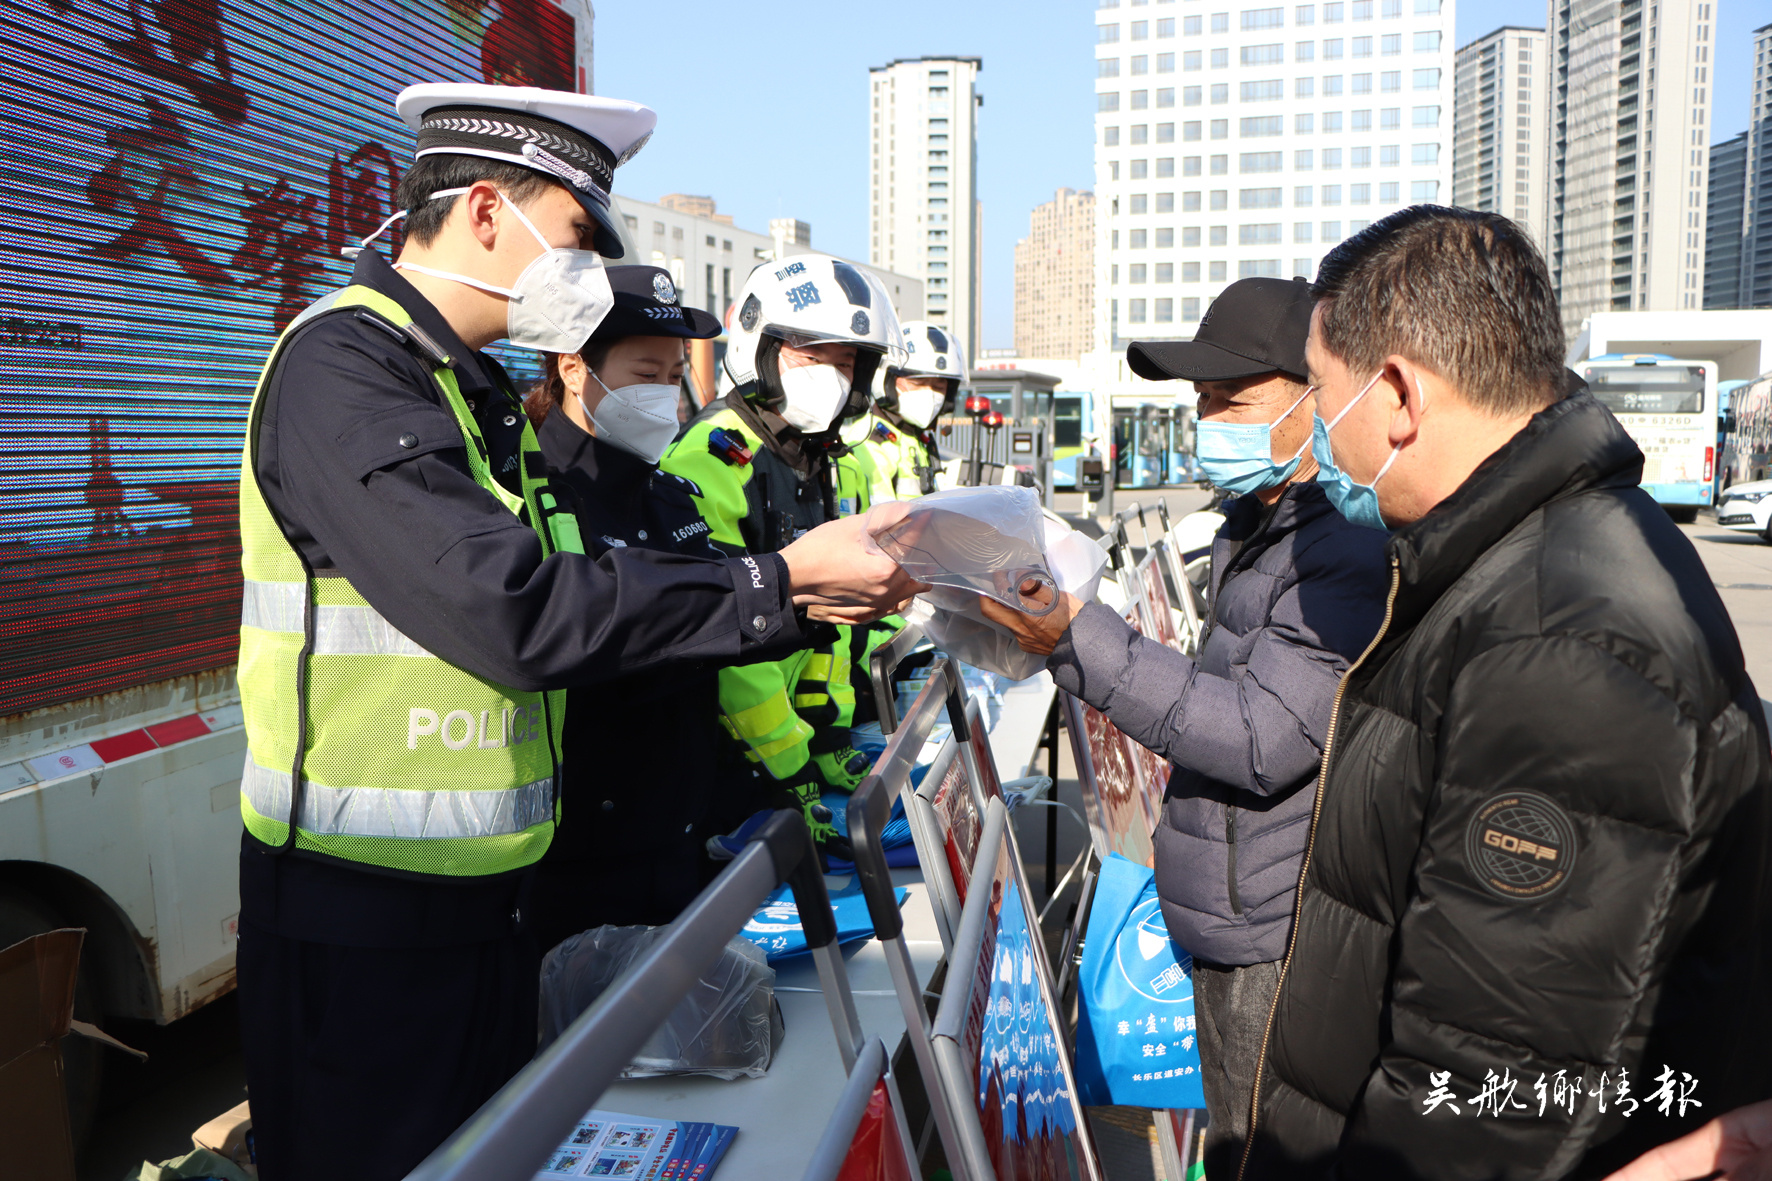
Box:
594, 1, 1760, 351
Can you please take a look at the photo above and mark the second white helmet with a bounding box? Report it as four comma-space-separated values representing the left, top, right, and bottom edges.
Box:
722, 254, 903, 434
881, 320, 967, 429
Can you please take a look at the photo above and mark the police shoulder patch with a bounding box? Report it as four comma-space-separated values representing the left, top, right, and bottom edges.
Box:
1465, 791, 1578, 901
664, 472, 703, 498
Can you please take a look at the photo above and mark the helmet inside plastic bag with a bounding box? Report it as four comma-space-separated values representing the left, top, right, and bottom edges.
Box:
867, 486, 1059, 616
538, 925, 782, 1080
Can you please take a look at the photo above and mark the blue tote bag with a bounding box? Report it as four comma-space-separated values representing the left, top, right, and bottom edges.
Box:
1073, 852, 1205, 1109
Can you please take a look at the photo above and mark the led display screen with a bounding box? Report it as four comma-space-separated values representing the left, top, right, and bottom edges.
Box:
1, 0, 586, 715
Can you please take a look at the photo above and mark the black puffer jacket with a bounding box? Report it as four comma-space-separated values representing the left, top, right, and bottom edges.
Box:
1245, 390, 1772, 1180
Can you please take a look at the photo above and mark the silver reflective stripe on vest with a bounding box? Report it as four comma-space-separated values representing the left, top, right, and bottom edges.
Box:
314, 606, 432, 657
242, 580, 306, 633
241, 753, 551, 839
240, 579, 433, 657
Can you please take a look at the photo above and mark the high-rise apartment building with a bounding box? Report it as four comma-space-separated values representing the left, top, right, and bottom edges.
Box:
1547, 0, 1715, 328
1743, 23, 1772, 307
1015, 188, 1096, 360
1452, 27, 1549, 241
870, 57, 983, 360
1705, 131, 1748, 308
1092, 0, 1454, 354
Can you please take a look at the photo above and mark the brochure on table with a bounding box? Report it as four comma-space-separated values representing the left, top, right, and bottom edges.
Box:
534, 1109, 736, 1181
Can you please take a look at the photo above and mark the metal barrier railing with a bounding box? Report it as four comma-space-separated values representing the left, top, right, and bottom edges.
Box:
867, 622, 930, 735
844, 779, 965, 1176
404, 809, 848, 1181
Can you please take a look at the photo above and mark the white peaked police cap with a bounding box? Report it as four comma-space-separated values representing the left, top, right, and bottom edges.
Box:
395, 83, 657, 258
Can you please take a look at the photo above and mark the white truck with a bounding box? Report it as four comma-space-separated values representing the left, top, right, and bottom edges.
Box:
0, 0, 592, 1138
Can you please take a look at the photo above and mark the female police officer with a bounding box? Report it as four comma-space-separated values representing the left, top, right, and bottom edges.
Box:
522, 265, 742, 950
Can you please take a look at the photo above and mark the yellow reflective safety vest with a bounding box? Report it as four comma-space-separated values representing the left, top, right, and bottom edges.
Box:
840, 412, 938, 501
663, 402, 872, 782
237, 285, 583, 877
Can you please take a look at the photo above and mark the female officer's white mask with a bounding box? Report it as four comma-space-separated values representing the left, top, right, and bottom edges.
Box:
393, 189, 614, 354
583, 370, 680, 465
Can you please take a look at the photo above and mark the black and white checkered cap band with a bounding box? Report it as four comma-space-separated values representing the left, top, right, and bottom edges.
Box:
415, 106, 620, 202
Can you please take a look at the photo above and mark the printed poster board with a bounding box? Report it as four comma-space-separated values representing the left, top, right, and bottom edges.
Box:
932, 801, 1104, 1181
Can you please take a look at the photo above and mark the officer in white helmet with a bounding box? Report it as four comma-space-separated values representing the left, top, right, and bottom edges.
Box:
660, 255, 902, 861
843, 319, 966, 502
233, 86, 918, 1180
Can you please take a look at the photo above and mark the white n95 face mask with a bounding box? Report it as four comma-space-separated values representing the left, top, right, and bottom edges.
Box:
895, 385, 947, 430
395, 189, 614, 354
777, 362, 851, 434
585, 370, 680, 465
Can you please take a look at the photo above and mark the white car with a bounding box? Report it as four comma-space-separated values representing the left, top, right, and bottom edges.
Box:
1716, 479, 1772, 540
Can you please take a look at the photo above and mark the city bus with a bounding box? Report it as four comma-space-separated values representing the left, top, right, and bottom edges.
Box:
1723, 374, 1772, 489
1051, 391, 1093, 487
1579, 354, 1718, 522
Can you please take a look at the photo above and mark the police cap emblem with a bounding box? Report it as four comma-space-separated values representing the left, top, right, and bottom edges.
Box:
851, 311, 869, 335
1465, 791, 1578, 901
653, 272, 676, 304
935, 356, 948, 370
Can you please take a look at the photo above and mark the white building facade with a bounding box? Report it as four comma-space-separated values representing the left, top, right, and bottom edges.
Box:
1547, 0, 1715, 329
1091, 0, 1455, 358
1452, 27, 1549, 243
870, 57, 983, 362
612, 195, 923, 325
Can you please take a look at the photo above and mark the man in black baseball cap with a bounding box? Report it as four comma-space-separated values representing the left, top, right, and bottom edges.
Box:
978, 274, 1391, 1177
1126, 275, 1314, 385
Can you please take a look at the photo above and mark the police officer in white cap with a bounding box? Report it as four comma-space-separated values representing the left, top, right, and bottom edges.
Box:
233, 85, 920, 1180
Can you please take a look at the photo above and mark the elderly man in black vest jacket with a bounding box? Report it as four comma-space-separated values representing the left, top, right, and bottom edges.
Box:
1228, 206, 1772, 1180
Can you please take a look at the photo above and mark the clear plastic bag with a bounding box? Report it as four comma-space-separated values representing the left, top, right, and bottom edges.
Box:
867, 486, 1059, 615
896, 512, 1110, 681
538, 925, 783, 1080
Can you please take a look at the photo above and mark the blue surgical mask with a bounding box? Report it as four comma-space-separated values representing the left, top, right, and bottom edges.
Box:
1312, 370, 1401, 531
1194, 384, 1315, 496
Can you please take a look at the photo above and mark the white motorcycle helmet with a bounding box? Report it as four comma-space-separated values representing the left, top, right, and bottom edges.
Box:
880, 320, 967, 430
722, 254, 903, 435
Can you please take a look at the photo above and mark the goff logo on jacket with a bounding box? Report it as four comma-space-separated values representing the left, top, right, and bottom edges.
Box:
1465, 790, 1578, 901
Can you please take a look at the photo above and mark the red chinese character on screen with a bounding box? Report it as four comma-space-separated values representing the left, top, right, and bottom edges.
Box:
327, 142, 400, 257
232, 179, 324, 330
106, 0, 250, 123
86, 96, 232, 287
480, 0, 574, 89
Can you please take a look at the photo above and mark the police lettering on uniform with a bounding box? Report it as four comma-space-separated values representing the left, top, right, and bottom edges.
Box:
233, 83, 919, 1181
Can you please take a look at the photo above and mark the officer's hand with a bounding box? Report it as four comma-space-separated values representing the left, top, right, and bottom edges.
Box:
1604, 1098, 1772, 1181
781, 513, 928, 617
805, 598, 917, 625
774, 769, 855, 868
812, 747, 872, 792
978, 578, 1085, 657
